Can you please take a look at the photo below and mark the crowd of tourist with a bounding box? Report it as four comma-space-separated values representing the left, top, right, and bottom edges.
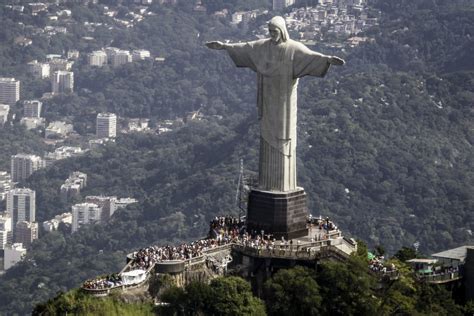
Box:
208, 215, 244, 243
130, 238, 233, 270
308, 215, 338, 231
369, 256, 396, 274
129, 216, 246, 270
83, 274, 122, 290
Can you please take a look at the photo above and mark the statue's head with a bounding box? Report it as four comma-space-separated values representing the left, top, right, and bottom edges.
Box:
268, 16, 289, 44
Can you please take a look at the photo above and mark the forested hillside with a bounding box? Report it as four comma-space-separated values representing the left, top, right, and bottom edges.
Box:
0, 0, 472, 314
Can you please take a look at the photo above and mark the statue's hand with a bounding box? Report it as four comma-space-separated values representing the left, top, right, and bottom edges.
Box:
205, 41, 226, 50
329, 56, 345, 66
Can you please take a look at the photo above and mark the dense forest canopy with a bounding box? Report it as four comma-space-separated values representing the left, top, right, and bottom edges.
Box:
0, 0, 472, 313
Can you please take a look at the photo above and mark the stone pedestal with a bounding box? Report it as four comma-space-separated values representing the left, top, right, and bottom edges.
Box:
246, 188, 308, 239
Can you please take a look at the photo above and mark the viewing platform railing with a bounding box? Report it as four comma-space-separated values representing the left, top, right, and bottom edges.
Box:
232, 238, 352, 261
82, 262, 155, 296
370, 269, 400, 281
183, 243, 234, 268
417, 271, 461, 284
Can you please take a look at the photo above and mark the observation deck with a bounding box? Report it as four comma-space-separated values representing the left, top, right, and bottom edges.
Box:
82, 218, 358, 297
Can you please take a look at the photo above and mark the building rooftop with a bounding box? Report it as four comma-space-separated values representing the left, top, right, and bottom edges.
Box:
0, 78, 17, 82
8, 243, 26, 251
407, 258, 438, 264
431, 245, 474, 262
8, 188, 35, 194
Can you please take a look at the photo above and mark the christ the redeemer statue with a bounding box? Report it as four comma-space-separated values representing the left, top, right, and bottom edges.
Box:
206, 16, 344, 193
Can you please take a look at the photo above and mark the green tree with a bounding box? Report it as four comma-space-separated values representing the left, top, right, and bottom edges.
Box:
209, 276, 266, 316
317, 258, 379, 315
394, 247, 417, 262
159, 286, 187, 316
160, 277, 265, 316
184, 281, 214, 315
33, 289, 154, 315
263, 266, 322, 316
375, 245, 386, 257
355, 239, 370, 261
463, 300, 474, 315
415, 283, 463, 316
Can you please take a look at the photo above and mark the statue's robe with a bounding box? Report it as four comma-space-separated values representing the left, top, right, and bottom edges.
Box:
226, 39, 331, 192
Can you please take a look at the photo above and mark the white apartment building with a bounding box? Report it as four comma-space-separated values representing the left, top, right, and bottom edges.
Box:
60, 182, 81, 201
60, 171, 87, 201
0, 78, 20, 105
68, 171, 87, 188
28, 2, 47, 15
127, 118, 149, 132
0, 171, 12, 201
45, 121, 73, 138
131, 49, 151, 62
85, 195, 117, 221
44, 147, 84, 166
0, 104, 9, 125
96, 112, 117, 138
10, 154, 44, 183
20, 117, 45, 130
88, 138, 111, 149
51, 71, 74, 94
43, 212, 72, 232
105, 47, 120, 59
49, 58, 73, 72
110, 50, 132, 67
0, 213, 13, 250
67, 49, 80, 60
71, 203, 102, 232
115, 197, 138, 209
6, 188, 36, 232
88, 50, 108, 67
4, 243, 26, 270
23, 100, 42, 118
46, 54, 62, 61
27, 60, 50, 79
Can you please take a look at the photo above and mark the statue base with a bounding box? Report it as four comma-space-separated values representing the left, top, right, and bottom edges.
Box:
246, 188, 308, 239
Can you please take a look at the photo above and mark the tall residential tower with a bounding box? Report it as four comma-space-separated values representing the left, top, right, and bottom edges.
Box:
10, 154, 44, 183
96, 113, 117, 138
0, 78, 20, 104
51, 71, 74, 94
6, 188, 36, 232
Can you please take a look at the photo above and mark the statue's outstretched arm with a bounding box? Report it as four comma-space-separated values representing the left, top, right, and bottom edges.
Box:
297, 42, 345, 66
328, 56, 345, 66
205, 41, 227, 50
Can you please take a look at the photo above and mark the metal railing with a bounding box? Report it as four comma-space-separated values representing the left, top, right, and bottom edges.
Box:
370, 269, 400, 280
82, 287, 110, 297
418, 272, 461, 283
184, 243, 235, 269
83, 268, 153, 296
231, 242, 351, 261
